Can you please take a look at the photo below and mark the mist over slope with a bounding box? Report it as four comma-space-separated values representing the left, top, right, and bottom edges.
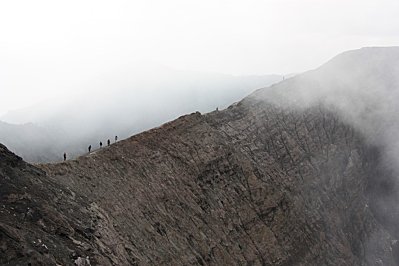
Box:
0, 121, 60, 162
2, 47, 399, 265
253, 47, 399, 176
0, 70, 282, 162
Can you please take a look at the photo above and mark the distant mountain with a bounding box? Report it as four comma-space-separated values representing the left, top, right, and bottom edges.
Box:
0, 70, 283, 162
2, 47, 399, 265
0, 121, 61, 162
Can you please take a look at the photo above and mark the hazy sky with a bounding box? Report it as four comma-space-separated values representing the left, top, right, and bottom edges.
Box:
1, 0, 399, 116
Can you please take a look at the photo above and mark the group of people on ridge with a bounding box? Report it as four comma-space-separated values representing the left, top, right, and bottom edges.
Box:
63, 135, 118, 161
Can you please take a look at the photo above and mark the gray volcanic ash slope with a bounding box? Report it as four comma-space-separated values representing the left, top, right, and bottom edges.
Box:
2, 47, 399, 265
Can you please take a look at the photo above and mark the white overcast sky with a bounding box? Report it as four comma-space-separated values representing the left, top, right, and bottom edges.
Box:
1, 0, 399, 116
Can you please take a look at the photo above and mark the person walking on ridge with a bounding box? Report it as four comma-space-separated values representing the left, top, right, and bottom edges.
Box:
115, 136, 118, 143
88, 145, 91, 153
63, 152, 66, 161
107, 139, 110, 146
100, 141, 103, 148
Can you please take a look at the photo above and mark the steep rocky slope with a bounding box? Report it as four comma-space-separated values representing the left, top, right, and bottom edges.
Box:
39, 103, 397, 265
2, 47, 399, 265
0, 144, 127, 265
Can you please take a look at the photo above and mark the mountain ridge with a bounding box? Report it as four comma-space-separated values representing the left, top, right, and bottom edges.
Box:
2, 47, 399, 265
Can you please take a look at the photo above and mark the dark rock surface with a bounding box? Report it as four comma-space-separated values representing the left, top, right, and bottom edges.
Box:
2, 47, 399, 265
0, 144, 123, 265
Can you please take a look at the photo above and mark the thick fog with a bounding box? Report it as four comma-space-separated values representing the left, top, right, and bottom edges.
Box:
0, 68, 282, 162
252, 47, 399, 168
2, 0, 399, 116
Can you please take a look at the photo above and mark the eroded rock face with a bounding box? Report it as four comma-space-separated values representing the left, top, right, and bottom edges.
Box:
35, 98, 395, 265
1, 99, 398, 265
